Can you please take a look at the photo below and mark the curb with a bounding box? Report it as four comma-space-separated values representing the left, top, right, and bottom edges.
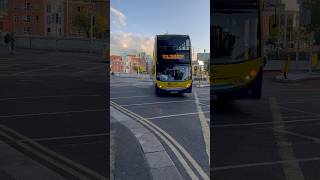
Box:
110, 107, 183, 180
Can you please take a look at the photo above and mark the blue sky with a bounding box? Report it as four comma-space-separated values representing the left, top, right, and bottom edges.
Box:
110, 0, 210, 55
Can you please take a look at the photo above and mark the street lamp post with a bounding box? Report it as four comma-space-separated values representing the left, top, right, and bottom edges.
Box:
89, 0, 93, 54
295, 3, 302, 70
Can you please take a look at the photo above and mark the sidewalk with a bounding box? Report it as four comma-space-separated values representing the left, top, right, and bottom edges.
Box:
264, 60, 320, 72
0, 140, 65, 180
110, 106, 182, 180
110, 110, 152, 180
274, 72, 320, 82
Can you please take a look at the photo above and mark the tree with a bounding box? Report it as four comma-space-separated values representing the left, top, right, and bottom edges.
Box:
74, 8, 108, 39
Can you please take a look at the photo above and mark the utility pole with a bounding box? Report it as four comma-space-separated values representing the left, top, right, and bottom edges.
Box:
309, 31, 314, 73
66, 0, 68, 37
295, 3, 301, 70
89, 0, 93, 53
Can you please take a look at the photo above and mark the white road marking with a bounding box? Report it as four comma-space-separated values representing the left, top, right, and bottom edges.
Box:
198, 102, 210, 107
270, 97, 305, 180
121, 99, 195, 107
194, 92, 210, 162
212, 157, 320, 171
0, 94, 102, 101
24, 133, 109, 142
283, 115, 320, 119
110, 95, 150, 100
111, 101, 210, 180
279, 98, 320, 104
3, 63, 71, 76
0, 64, 18, 68
280, 106, 319, 116
146, 111, 210, 120
275, 129, 320, 143
71, 66, 106, 75
213, 118, 320, 128
0, 109, 105, 118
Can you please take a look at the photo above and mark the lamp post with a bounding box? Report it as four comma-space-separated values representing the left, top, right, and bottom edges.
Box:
89, 0, 93, 53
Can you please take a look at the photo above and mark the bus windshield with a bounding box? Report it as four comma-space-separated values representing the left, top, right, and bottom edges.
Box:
157, 36, 190, 51
212, 9, 260, 64
156, 64, 191, 82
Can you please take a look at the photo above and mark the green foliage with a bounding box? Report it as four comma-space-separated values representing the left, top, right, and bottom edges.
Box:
133, 65, 145, 73
74, 8, 108, 39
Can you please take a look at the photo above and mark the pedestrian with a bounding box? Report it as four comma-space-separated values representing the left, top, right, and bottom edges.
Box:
4, 33, 9, 48
9, 33, 15, 55
282, 54, 290, 79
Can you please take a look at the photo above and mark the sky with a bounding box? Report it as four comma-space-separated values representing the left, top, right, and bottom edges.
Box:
110, 0, 210, 55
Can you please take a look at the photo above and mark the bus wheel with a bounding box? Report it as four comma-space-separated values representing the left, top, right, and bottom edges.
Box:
155, 85, 162, 96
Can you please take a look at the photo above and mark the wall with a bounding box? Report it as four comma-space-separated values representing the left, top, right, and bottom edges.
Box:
5, 35, 107, 54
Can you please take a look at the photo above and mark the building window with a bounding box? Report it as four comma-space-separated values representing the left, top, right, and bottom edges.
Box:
78, 6, 81, 12
14, 4, 19, 11
14, 15, 19, 22
59, 5, 62, 13
47, 16, 51, 24
25, 16, 31, 23
24, 2, 31, 10
34, 4, 39, 10
24, 27, 31, 33
36, 16, 39, 23
46, 4, 51, 13
52, 15, 55, 23
47, 28, 51, 33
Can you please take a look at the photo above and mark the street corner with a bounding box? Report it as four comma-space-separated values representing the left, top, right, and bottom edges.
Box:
274, 73, 320, 83
110, 106, 182, 180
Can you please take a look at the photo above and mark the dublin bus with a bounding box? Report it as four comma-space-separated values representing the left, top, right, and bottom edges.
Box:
153, 34, 192, 95
211, 0, 264, 102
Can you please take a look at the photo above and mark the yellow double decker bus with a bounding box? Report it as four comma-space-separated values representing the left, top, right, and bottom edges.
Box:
211, 0, 264, 101
153, 34, 192, 96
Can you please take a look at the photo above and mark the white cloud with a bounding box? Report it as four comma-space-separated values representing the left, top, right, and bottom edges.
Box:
110, 7, 127, 29
111, 32, 154, 55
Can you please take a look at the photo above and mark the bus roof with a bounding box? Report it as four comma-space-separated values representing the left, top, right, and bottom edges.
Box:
213, 0, 259, 9
156, 34, 190, 39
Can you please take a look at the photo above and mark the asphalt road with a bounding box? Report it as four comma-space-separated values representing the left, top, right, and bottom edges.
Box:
110, 75, 210, 180
0, 48, 109, 178
212, 71, 320, 180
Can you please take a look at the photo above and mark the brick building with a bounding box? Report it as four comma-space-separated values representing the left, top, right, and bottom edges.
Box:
127, 55, 147, 73
110, 55, 125, 73
64, 0, 108, 38
3, 0, 46, 35
0, 0, 108, 38
45, 0, 64, 37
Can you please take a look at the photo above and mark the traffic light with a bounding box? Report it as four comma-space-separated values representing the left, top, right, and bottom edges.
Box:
92, 16, 95, 26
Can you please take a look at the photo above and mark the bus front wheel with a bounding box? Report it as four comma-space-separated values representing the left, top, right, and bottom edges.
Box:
155, 85, 162, 96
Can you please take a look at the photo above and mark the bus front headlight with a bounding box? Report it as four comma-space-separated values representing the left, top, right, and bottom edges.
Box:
186, 83, 191, 88
245, 75, 251, 81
